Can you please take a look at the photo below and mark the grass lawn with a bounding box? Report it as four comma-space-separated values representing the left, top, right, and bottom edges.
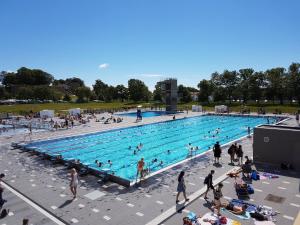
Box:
0, 102, 299, 115
0, 102, 135, 114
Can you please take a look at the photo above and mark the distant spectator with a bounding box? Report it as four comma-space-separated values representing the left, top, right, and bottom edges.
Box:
213, 142, 221, 164
236, 145, 244, 165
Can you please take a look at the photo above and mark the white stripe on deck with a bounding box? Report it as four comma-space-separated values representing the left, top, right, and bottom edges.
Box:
278, 186, 287, 190
145, 167, 239, 225
290, 203, 300, 208
283, 215, 294, 220
2, 182, 66, 225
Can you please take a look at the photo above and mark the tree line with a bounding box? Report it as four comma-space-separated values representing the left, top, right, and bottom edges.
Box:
197, 63, 300, 104
0, 62, 299, 104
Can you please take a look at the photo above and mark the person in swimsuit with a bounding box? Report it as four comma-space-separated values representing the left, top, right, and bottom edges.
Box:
222, 203, 248, 215
70, 168, 79, 199
136, 158, 145, 182
212, 182, 223, 216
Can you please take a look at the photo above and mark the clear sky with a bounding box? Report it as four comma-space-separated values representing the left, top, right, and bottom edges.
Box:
0, 0, 299, 90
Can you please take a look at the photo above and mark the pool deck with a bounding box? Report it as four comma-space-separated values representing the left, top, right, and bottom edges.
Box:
0, 112, 299, 225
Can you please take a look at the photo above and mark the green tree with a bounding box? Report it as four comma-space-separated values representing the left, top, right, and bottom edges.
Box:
248, 72, 265, 102
221, 70, 239, 103
238, 68, 254, 103
128, 79, 151, 102
93, 79, 109, 101
153, 83, 162, 102
197, 79, 213, 103
65, 77, 85, 94
265, 68, 286, 104
16, 87, 34, 99
3, 67, 54, 86
178, 85, 192, 103
63, 94, 71, 102
287, 63, 300, 104
75, 86, 92, 102
115, 84, 128, 102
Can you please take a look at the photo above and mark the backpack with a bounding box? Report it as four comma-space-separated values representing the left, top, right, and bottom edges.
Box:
0, 209, 9, 219
204, 176, 209, 184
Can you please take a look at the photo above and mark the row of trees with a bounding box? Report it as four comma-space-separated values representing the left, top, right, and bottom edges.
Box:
197, 63, 300, 104
0, 67, 152, 102
1, 62, 300, 104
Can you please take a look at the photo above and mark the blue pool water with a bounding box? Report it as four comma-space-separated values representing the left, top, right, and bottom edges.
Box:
119, 111, 170, 118
26, 115, 278, 181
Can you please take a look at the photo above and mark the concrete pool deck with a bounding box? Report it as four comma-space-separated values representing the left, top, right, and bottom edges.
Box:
0, 112, 299, 225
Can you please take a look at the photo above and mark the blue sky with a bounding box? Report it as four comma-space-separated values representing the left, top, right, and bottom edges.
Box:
0, 0, 299, 90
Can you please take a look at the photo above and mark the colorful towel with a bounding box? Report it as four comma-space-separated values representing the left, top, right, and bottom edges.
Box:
254, 221, 276, 225
197, 212, 241, 225
221, 208, 251, 220
231, 199, 257, 212
260, 172, 279, 180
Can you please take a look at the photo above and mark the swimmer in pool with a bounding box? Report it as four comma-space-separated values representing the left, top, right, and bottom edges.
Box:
167, 150, 171, 154
107, 160, 112, 167
152, 158, 158, 163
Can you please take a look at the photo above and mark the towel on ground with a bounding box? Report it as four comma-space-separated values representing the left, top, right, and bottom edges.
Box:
197, 212, 241, 225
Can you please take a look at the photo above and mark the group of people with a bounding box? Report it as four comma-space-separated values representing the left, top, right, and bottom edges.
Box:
212, 141, 244, 166
227, 143, 244, 165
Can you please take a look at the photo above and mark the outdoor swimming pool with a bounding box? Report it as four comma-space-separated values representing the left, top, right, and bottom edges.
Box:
119, 111, 172, 118
25, 115, 278, 183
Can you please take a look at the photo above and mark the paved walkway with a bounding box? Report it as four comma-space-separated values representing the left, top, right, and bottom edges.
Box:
0, 112, 298, 225
163, 165, 300, 225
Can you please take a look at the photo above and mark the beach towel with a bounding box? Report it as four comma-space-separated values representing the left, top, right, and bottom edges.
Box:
231, 199, 257, 212
259, 172, 279, 180
197, 212, 241, 225
221, 208, 251, 220
254, 221, 276, 225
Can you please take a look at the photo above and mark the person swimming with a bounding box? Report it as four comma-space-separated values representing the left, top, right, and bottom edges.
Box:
137, 143, 143, 151
133, 150, 137, 155
167, 150, 171, 154
152, 158, 158, 163
95, 160, 102, 167
107, 160, 112, 167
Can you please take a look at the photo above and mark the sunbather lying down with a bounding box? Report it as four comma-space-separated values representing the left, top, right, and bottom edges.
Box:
221, 202, 248, 215
227, 168, 243, 177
